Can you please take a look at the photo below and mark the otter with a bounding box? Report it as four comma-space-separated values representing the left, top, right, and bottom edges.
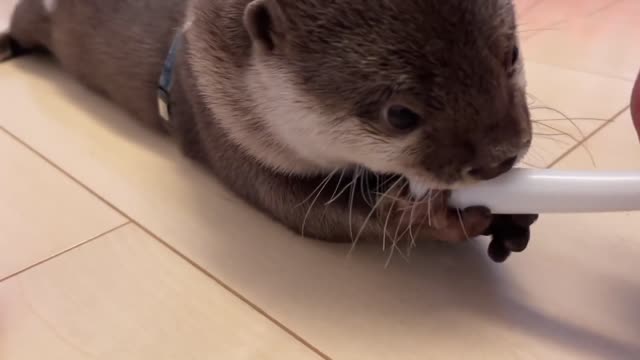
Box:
1, 0, 538, 262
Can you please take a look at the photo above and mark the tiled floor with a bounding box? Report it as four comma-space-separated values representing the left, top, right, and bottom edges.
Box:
1, 1, 639, 359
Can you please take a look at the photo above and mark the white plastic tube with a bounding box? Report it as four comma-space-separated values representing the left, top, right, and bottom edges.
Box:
449, 169, 640, 214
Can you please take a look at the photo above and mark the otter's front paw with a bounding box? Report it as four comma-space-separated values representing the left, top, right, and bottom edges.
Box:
385, 190, 494, 243
383, 189, 538, 262
484, 214, 539, 263
426, 206, 539, 263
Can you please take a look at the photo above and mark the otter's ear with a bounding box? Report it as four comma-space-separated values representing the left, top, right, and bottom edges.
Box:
244, 0, 286, 52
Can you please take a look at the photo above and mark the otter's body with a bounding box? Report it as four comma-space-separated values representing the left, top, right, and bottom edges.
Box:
9, 0, 184, 125
1, 0, 538, 261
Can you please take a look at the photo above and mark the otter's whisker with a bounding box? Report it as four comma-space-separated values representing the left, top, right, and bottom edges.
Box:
301, 172, 336, 237
360, 169, 369, 204
358, 167, 374, 208
414, 198, 437, 236
374, 193, 408, 203
532, 120, 596, 165
393, 224, 415, 259
349, 177, 403, 257
456, 208, 470, 241
533, 131, 571, 137
408, 200, 419, 249
532, 120, 582, 142
525, 148, 546, 165
395, 212, 420, 258
391, 189, 422, 255
534, 117, 608, 123
348, 171, 360, 241
378, 175, 399, 189
531, 106, 586, 140
526, 92, 541, 107
382, 203, 394, 252
381, 181, 405, 253
384, 182, 411, 267
384, 245, 397, 268
363, 169, 376, 207
385, 236, 410, 268
296, 170, 337, 208
427, 189, 434, 227
375, 174, 381, 205
326, 172, 357, 205
392, 204, 407, 245
326, 169, 346, 204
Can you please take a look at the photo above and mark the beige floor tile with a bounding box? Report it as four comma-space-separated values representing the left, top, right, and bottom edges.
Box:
524, 109, 640, 359
0, 224, 321, 360
553, 110, 640, 169
0, 130, 126, 279
517, 0, 629, 28
1, 57, 639, 359
514, 0, 543, 17
522, 61, 632, 167
519, 0, 640, 80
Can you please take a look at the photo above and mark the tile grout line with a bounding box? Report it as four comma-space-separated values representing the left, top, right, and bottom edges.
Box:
141, 231, 330, 360
547, 105, 630, 168
518, 0, 628, 49
526, 60, 636, 83
0, 126, 332, 360
0, 222, 131, 283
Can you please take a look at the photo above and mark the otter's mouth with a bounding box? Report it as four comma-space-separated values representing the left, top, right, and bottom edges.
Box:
348, 169, 448, 206
351, 166, 495, 209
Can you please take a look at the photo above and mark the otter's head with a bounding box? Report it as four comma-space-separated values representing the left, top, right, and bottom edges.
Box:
242, 0, 531, 191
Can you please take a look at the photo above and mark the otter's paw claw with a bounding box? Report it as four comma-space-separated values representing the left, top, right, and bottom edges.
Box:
485, 214, 539, 263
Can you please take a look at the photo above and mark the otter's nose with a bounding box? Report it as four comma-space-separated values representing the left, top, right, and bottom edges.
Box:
467, 156, 517, 181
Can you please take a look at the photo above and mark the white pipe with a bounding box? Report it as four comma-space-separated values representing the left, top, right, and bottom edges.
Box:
449, 169, 640, 214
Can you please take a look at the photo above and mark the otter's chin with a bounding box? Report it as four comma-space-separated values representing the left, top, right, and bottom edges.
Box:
404, 174, 484, 199
406, 176, 455, 198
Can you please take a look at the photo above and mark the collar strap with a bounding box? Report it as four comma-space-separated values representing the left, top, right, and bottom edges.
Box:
157, 32, 184, 129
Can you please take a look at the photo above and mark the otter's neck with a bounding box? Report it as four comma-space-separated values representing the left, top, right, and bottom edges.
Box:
183, 0, 345, 176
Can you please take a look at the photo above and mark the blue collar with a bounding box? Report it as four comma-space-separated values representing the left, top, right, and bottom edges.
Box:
157, 32, 184, 128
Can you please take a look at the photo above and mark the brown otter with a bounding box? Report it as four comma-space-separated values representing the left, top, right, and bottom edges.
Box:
0, 0, 538, 262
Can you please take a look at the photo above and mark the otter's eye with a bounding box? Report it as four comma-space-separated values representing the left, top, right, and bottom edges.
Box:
386, 105, 421, 131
